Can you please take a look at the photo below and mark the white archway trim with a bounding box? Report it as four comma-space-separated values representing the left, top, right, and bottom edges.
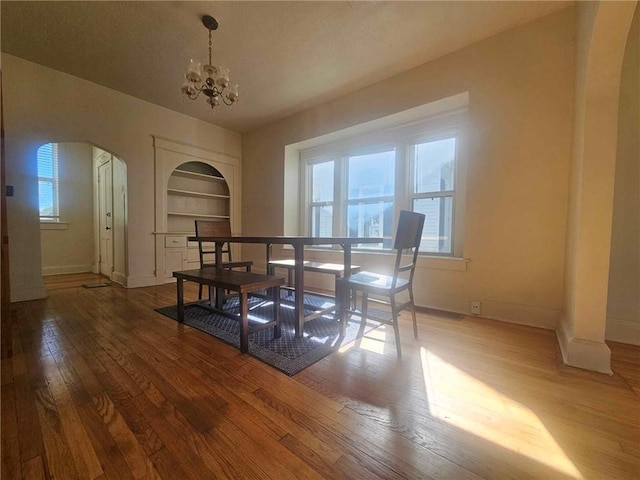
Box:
559, 1, 637, 373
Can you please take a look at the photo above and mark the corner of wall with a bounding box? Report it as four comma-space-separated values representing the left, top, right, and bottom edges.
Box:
111, 271, 127, 286
123, 275, 158, 289
556, 319, 612, 374
11, 285, 47, 303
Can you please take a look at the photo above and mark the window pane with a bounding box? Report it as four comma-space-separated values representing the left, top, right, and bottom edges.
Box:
38, 180, 54, 217
311, 205, 333, 237
414, 197, 452, 253
37, 143, 59, 219
348, 150, 395, 200
347, 201, 394, 249
414, 138, 455, 193
311, 161, 334, 202
37, 143, 55, 179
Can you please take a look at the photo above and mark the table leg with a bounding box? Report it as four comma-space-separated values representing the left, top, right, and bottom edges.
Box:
266, 243, 272, 275
176, 277, 184, 323
240, 292, 249, 353
294, 244, 304, 338
339, 243, 353, 335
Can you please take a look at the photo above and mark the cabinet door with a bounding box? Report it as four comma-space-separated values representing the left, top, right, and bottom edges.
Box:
165, 250, 185, 276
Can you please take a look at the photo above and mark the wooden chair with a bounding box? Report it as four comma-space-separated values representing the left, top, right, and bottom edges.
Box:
194, 220, 253, 300
336, 210, 425, 358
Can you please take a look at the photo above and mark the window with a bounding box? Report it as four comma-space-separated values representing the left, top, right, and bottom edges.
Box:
37, 143, 60, 222
303, 112, 466, 256
411, 137, 456, 254
347, 148, 395, 249
309, 160, 334, 237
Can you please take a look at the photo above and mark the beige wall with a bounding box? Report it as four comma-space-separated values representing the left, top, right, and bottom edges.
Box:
3, 54, 241, 300
40, 142, 94, 275
242, 8, 576, 329
607, 5, 640, 344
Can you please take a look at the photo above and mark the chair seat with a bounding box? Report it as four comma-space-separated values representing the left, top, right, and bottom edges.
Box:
342, 271, 410, 292
202, 260, 254, 270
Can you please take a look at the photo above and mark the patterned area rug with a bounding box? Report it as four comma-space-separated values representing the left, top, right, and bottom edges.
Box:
156, 291, 386, 376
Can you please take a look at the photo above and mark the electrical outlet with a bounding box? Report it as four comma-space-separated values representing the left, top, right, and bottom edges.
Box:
470, 301, 481, 315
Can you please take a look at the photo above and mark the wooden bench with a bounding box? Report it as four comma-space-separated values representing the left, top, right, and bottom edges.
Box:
173, 269, 285, 353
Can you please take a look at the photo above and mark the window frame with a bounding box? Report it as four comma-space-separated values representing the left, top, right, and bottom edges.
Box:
301, 110, 467, 257
307, 158, 336, 237
37, 143, 61, 223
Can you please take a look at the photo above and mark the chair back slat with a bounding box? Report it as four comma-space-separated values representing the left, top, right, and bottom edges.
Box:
195, 220, 233, 264
392, 210, 425, 288
393, 210, 425, 251
195, 220, 232, 237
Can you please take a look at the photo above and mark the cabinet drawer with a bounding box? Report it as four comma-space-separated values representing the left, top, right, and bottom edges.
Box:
165, 236, 186, 248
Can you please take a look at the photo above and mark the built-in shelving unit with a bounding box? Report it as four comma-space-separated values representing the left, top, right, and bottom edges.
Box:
167, 212, 230, 219
153, 137, 241, 285
167, 188, 230, 199
166, 162, 230, 233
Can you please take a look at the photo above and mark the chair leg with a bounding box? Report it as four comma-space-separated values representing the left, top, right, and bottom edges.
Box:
273, 286, 281, 339
198, 283, 203, 300
390, 296, 402, 358
336, 279, 348, 336
409, 287, 419, 339
358, 292, 368, 338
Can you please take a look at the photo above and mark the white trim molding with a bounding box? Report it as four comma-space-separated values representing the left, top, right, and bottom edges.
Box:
11, 285, 48, 303
124, 275, 158, 289
606, 317, 640, 346
556, 322, 612, 374
42, 264, 93, 276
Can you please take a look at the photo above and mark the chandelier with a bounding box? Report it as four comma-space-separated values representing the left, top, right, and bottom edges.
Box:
181, 15, 239, 109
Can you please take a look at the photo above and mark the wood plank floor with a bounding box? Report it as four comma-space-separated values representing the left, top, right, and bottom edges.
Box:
2, 272, 638, 479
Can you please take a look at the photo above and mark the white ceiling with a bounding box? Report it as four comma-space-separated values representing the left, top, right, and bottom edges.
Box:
1, 1, 571, 133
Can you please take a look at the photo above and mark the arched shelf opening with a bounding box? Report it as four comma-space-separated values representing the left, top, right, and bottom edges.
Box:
166, 161, 231, 233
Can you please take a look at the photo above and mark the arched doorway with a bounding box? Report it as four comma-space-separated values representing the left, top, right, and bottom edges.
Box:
36, 142, 127, 284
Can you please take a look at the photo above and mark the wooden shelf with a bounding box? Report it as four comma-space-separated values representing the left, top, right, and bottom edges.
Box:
173, 169, 226, 181
167, 212, 230, 219
167, 188, 230, 199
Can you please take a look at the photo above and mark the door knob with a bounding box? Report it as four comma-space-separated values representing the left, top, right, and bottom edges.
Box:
106, 226, 111, 230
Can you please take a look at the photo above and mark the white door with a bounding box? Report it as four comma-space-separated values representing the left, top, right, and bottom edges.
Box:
98, 159, 113, 277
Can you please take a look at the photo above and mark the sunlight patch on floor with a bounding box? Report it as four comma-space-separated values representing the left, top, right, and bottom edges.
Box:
420, 347, 583, 479
358, 326, 387, 354
338, 324, 387, 354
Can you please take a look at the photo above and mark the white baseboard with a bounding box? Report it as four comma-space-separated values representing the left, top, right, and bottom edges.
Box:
256, 259, 561, 330
124, 275, 157, 288
606, 317, 640, 345
111, 271, 127, 286
416, 295, 560, 330
42, 264, 93, 276
10, 284, 47, 302
556, 321, 612, 374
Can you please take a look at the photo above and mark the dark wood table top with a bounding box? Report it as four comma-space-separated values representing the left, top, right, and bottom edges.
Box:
187, 235, 383, 246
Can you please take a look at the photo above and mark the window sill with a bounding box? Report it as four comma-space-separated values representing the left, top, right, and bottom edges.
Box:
285, 245, 469, 272
40, 221, 69, 230
416, 255, 468, 271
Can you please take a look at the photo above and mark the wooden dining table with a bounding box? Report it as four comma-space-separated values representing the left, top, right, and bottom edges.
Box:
186, 235, 382, 337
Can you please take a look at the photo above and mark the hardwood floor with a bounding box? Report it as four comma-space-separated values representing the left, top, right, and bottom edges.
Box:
2, 272, 638, 479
